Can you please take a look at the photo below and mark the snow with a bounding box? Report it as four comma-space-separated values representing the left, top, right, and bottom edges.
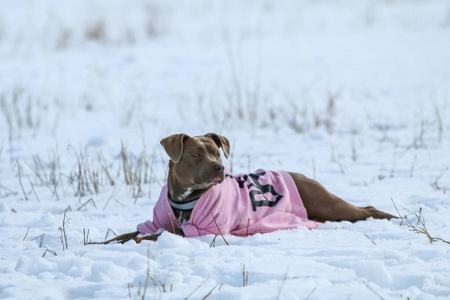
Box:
1, 0, 450, 299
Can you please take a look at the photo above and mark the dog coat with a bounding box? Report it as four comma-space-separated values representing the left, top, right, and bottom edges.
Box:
137, 168, 321, 237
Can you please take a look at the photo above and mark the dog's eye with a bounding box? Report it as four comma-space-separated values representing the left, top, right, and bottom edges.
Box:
193, 153, 200, 158
216, 153, 220, 157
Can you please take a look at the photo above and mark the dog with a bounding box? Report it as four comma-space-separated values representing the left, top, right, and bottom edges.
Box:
126, 133, 397, 243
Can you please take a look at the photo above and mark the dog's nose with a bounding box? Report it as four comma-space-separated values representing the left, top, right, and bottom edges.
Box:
214, 164, 224, 171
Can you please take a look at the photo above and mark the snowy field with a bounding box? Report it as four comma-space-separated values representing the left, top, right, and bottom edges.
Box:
1, 0, 450, 299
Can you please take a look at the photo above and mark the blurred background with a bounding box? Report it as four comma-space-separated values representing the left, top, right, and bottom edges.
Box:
1, 0, 449, 200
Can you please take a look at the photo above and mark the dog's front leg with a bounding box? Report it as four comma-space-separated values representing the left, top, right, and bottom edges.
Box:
87, 231, 140, 245
135, 232, 162, 243
136, 228, 185, 243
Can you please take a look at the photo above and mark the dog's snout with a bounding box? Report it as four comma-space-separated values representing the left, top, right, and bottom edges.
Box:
214, 164, 224, 171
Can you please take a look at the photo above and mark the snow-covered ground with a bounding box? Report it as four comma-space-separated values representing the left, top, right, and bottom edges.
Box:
1, 1, 450, 299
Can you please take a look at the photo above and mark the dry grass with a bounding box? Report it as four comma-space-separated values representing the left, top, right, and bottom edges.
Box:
242, 264, 248, 287
30, 233, 45, 248
210, 212, 229, 246
392, 199, 450, 245
184, 279, 208, 300
27, 151, 62, 201
0, 88, 42, 138
68, 145, 103, 197
0, 183, 18, 198
430, 167, 449, 193
42, 248, 57, 258
77, 198, 97, 211
12, 140, 160, 216
58, 212, 70, 250
125, 244, 177, 299
201, 285, 217, 299
120, 143, 151, 202
403, 208, 450, 245
363, 280, 385, 300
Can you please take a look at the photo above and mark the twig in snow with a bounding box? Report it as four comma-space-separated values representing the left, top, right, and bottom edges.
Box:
238, 219, 247, 238
430, 167, 449, 192
201, 285, 218, 300
100, 154, 115, 186
158, 281, 173, 293
210, 212, 229, 245
31, 233, 45, 248
304, 287, 317, 300
77, 198, 97, 211
141, 245, 154, 300
83, 228, 90, 245
105, 228, 117, 241
363, 280, 385, 300
403, 208, 450, 245
415, 207, 423, 225
246, 218, 251, 236
169, 213, 176, 234
23, 227, 30, 241
86, 231, 140, 245
103, 186, 120, 210
242, 264, 249, 287
184, 278, 208, 300
364, 233, 377, 245
58, 212, 69, 250
209, 235, 218, 248
0, 183, 18, 198
42, 248, 57, 257
26, 175, 40, 202
391, 198, 404, 226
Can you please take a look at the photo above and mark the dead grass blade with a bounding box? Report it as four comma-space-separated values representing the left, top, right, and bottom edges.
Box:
403, 208, 450, 245
42, 248, 57, 257
184, 278, 208, 300
58, 212, 70, 250
242, 264, 248, 287
210, 212, 229, 245
201, 285, 218, 300
23, 227, 30, 241
363, 280, 385, 300
363, 233, 376, 245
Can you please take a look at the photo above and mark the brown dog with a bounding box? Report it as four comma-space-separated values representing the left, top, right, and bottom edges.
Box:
160, 133, 396, 224
99, 133, 396, 244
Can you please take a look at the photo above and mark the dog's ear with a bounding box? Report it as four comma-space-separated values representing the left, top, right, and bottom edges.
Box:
160, 134, 190, 163
205, 133, 230, 159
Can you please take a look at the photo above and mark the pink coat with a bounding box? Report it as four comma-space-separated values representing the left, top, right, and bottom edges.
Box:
137, 168, 321, 237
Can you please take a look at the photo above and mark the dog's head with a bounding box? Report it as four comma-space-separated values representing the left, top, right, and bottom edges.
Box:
160, 133, 230, 190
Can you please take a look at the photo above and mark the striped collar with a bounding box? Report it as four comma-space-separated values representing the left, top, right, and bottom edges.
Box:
168, 193, 199, 211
